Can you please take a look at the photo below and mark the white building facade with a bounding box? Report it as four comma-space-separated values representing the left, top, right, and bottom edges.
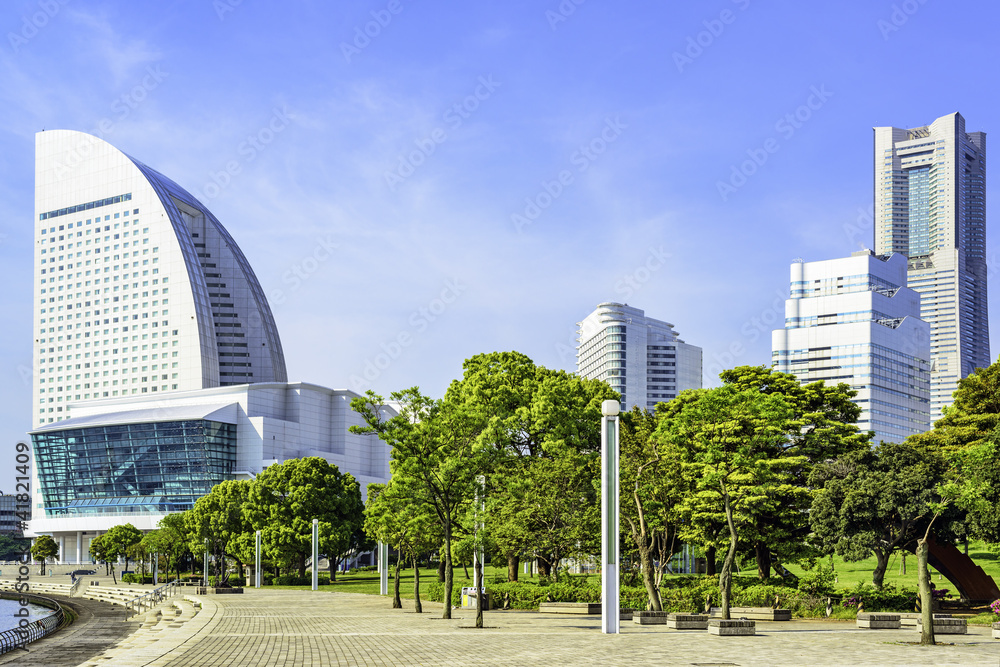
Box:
576, 302, 702, 411
33, 130, 286, 429
29, 383, 392, 564
874, 112, 988, 420
771, 251, 931, 443
28, 132, 391, 561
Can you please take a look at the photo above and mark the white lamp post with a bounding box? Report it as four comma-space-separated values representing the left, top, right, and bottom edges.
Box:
601, 399, 620, 634
312, 519, 319, 591
255, 530, 261, 589
379, 542, 388, 595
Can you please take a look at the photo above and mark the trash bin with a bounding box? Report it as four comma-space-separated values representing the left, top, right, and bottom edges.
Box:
461, 587, 490, 610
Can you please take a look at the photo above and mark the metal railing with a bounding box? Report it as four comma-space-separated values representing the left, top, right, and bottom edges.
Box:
0, 592, 65, 655
124, 580, 179, 619
69, 576, 82, 596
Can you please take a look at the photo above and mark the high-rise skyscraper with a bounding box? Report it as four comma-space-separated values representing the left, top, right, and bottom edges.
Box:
576, 302, 702, 411
772, 250, 931, 443
33, 130, 287, 428
874, 112, 988, 420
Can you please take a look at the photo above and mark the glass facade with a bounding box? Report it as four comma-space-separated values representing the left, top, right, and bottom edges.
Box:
31, 419, 235, 517
907, 166, 931, 256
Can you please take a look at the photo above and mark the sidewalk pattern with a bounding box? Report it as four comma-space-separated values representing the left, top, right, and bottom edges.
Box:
104, 590, 1000, 666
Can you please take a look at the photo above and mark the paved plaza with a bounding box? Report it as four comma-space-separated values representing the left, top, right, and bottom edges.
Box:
2, 587, 998, 666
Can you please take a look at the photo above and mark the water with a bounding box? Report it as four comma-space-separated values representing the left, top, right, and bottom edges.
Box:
0, 598, 57, 633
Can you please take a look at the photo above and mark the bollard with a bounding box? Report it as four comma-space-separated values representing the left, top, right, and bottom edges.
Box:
857, 598, 865, 615
915, 596, 921, 613
704, 593, 712, 614
773, 595, 780, 610
826, 597, 832, 617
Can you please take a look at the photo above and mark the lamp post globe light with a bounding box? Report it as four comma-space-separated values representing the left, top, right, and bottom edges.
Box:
600, 399, 620, 634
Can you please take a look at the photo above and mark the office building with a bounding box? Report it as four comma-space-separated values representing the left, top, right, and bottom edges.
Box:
576, 302, 702, 411
28, 131, 391, 560
771, 250, 931, 443
874, 112, 988, 420
33, 130, 286, 429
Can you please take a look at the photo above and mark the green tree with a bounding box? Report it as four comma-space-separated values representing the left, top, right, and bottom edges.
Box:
365, 480, 437, 611
89, 534, 111, 575
442, 351, 616, 581
655, 386, 798, 619
352, 388, 482, 620
0, 536, 30, 562
31, 534, 58, 575
243, 457, 363, 578
156, 513, 192, 581
187, 480, 253, 582
620, 406, 684, 611
717, 366, 869, 577
810, 441, 951, 587
103, 524, 143, 575
909, 360, 1000, 453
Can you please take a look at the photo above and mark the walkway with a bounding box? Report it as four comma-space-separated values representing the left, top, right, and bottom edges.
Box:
0, 596, 139, 667
74, 590, 1000, 666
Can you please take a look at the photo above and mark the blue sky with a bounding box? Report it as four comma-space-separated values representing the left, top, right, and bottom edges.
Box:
1, 0, 999, 492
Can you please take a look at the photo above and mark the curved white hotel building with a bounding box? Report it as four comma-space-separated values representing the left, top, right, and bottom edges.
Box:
29, 131, 390, 561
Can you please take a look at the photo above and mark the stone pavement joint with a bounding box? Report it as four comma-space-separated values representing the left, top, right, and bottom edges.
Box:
9, 588, 1000, 666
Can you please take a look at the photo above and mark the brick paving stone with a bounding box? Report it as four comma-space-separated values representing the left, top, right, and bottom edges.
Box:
9, 588, 1000, 666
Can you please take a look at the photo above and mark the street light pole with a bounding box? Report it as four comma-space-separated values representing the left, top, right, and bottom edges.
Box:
312, 519, 319, 591
203, 538, 209, 589
600, 399, 620, 634
255, 530, 261, 589
379, 542, 388, 596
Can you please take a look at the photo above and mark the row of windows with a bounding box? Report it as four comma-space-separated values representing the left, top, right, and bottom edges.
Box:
39, 194, 132, 221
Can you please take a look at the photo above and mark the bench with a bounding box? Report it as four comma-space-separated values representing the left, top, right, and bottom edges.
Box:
898, 612, 951, 627
916, 617, 966, 635
708, 606, 790, 621
856, 613, 901, 629
538, 602, 601, 615
633, 611, 668, 625
668, 613, 709, 630
708, 619, 755, 636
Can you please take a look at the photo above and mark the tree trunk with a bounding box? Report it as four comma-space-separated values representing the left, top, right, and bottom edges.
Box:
392, 550, 402, 609
719, 488, 738, 621
413, 554, 422, 613
442, 523, 453, 619
329, 557, 337, 583
917, 538, 935, 645
754, 542, 771, 579
638, 540, 662, 611
537, 557, 551, 578
475, 559, 484, 628
437, 558, 446, 583
706, 545, 717, 576
507, 554, 519, 582
872, 549, 890, 588
462, 560, 470, 581
298, 552, 306, 578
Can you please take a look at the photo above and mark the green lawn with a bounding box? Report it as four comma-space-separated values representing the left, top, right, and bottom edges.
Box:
765, 543, 1000, 593
265, 543, 1000, 603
